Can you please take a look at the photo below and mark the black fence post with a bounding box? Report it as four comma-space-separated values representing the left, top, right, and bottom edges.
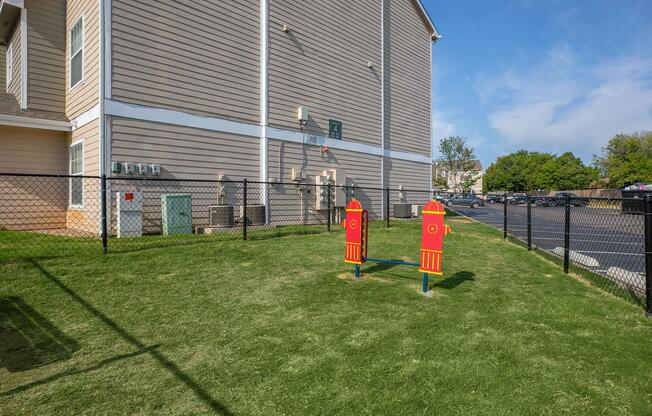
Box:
644, 194, 652, 317
564, 193, 571, 273
242, 179, 247, 241
385, 187, 390, 228
326, 183, 331, 232
527, 194, 532, 251
503, 192, 508, 239
100, 174, 108, 255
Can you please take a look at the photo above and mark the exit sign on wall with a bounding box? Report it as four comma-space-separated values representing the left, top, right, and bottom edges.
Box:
329, 119, 342, 140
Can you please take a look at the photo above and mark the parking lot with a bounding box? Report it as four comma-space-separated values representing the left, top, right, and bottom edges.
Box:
450, 202, 646, 293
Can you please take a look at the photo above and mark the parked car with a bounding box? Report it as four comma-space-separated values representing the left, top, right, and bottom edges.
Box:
537, 192, 589, 207
486, 194, 503, 204
433, 192, 454, 202
508, 193, 528, 205
441, 194, 485, 209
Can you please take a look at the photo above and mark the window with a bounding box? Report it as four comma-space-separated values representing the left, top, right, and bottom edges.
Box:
6, 45, 12, 87
70, 141, 83, 207
69, 16, 83, 89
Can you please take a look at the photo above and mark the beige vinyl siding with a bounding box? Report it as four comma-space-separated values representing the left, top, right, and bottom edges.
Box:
111, 0, 260, 123
268, 0, 382, 147
7, 22, 22, 106
385, 158, 430, 190
70, 118, 99, 175
27, 0, 66, 113
65, 119, 100, 233
66, 0, 99, 118
384, 0, 431, 157
0, 126, 68, 230
0, 45, 5, 92
268, 139, 383, 220
109, 117, 260, 234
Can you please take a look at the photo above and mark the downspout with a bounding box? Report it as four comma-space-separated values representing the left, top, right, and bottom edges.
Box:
98, 0, 105, 236
260, 0, 269, 223
380, 0, 385, 218
429, 33, 433, 196
20, 7, 27, 109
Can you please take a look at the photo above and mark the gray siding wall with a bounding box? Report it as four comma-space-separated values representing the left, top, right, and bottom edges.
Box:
109, 117, 260, 234
268, 139, 383, 220
268, 0, 382, 147
0, 126, 69, 231
7, 22, 22, 106
111, 0, 260, 123
66, 0, 100, 118
385, 157, 430, 190
110, 117, 260, 181
384, 0, 431, 157
27, 0, 67, 113
0, 44, 5, 92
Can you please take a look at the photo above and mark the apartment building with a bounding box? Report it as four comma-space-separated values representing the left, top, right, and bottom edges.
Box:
0, 0, 439, 232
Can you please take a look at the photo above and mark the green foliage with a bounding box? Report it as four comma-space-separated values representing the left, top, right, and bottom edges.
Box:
593, 131, 652, 188
485, 151, 598, 192
436, 136, 479, 190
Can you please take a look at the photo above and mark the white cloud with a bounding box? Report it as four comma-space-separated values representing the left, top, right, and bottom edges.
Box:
432, 109, 456, 141
477, 45, 652, 161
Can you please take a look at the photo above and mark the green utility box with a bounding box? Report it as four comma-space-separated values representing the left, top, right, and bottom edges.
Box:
161, 194, 192, 235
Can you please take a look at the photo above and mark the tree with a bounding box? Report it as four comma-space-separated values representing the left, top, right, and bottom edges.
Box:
484, 150, 597, 192
436, 136, 478, 191
593, 131, 652, 188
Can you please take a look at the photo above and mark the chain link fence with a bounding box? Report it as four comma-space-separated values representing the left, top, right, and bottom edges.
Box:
1, 174, 650, 313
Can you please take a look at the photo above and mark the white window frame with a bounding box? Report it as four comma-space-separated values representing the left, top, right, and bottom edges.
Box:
6, 44, 13, 88
69, 15, 84, 90
69, 140, 84, 208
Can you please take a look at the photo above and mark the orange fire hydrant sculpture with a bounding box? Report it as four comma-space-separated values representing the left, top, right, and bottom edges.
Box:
342, 199, 368, 276
342, 198, 452, 292
419, 200, 452, 276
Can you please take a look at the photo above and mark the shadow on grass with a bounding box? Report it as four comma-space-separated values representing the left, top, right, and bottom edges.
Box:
17, 260, 234, 415
432, 271, 475, 290
0, 297, 80, 372
1, 345, 159, 398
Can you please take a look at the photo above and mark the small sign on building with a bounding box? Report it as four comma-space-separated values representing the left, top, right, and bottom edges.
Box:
329, 119, 342, 140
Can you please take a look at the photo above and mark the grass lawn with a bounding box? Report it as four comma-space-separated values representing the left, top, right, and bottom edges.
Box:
1, 220, 651, 415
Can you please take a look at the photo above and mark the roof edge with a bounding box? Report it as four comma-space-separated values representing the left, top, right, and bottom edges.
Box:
415, 0, 441, 40
0, 114, 72, 131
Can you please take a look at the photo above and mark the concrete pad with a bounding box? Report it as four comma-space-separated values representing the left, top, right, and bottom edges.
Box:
606, 267, 646, 293
552, 247, 600, 267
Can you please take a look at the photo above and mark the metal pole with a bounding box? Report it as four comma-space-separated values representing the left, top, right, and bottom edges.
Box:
243, 179, 247, 241
527, 194, 532, 251
386, 187, 390, 228
422, 273, 429, 293
101, 174, 108, 255
503, 192, 507, 239
564, 193, 571, 273
644, 194, 652, 317
355, 264, 360, 280
327, 183, 331, 232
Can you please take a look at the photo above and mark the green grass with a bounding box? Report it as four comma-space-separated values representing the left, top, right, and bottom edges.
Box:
1, 220, 652, 415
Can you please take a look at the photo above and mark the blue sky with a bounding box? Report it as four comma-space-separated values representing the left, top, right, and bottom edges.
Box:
423, 0, 652, 168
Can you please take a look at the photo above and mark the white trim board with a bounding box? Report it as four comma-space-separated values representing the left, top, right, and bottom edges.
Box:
104, 99, 432, 164
71, 103, 99, 130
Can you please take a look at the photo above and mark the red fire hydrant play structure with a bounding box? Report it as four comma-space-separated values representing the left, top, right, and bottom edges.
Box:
343, 198, 451, 293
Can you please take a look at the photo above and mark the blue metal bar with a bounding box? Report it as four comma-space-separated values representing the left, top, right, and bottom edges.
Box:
355, 264, 360, 280
422, 273, 429, 293
363, 257, 420, 267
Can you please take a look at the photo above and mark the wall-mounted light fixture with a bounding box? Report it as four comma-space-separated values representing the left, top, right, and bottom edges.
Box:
282, 24, 289, 33
297, 106, 309, 128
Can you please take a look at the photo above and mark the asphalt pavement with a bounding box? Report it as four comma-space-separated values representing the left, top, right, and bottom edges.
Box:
449, 202, 646, 293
